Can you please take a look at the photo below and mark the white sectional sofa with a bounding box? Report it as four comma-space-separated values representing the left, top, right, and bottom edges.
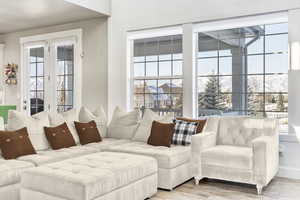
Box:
0, 109, 196, 199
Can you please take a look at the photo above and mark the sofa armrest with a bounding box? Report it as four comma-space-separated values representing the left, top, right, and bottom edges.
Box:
191, 131, 217, 178
192, 131, 217, 153
252, 135, 279, 186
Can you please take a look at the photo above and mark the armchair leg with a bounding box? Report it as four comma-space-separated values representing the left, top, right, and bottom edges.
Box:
256, 185, 263, 195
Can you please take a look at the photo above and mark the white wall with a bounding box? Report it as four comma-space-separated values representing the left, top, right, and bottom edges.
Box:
64, 0, 111, 16
108, 0, 300, 179
1, 17, 108, 113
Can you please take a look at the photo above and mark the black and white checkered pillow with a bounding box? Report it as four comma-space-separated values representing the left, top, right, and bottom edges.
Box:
172, 119, 198, 146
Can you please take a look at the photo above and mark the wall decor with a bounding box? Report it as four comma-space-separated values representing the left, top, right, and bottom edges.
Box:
4, 63, 18, 85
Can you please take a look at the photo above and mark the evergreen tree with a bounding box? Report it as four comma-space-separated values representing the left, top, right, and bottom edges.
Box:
277, 92, 285, 111
271, 96, 276, 103
247, 85, 264, 116
199, 76, 225, 110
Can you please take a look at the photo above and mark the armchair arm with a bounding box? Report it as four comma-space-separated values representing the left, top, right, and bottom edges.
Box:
252, 135, 279, 186
191, 131, 217, 178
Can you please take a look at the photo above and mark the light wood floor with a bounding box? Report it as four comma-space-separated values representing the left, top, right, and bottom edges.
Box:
151, 177, 300, 200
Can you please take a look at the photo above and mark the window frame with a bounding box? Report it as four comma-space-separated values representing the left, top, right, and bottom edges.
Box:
196, 23, 289, 133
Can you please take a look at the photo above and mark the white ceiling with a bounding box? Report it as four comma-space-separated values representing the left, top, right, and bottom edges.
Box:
0, 0, 104, 34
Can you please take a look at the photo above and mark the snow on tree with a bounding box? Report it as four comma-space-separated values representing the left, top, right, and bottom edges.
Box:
198, 75, 226, 110
247, 85, 265, 116
277, 92, 285, 111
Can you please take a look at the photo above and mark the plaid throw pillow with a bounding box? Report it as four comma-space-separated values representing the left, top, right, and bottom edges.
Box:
172, 120, 198, 146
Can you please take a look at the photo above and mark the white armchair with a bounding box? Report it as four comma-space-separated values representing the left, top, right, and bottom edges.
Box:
192, 116, 279, 194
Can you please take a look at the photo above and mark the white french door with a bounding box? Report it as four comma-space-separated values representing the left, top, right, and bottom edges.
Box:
21, 30, 82, 115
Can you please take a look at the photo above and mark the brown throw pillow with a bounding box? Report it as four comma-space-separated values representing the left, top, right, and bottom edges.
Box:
44, 123, 76, 150
147, 121, 175, 147
0, 127, 36, 159
74, 121, 102, 145
177, 117, 207, 133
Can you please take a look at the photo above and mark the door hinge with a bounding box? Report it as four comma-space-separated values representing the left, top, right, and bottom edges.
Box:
48, 46, 50, 53
48, 75, 50, 81
48, 104, 51, 110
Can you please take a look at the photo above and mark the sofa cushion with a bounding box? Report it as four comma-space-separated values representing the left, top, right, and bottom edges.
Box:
0, 158, 34, 186
44, 123, 76, 150
106, 141, 191, 169
177, 117, 206, 133
201, 145, 253, 170
84, 138, 131, 151
49, 109, 80, 144
7, 111, 50, 151
172, 119, 198, 146
21, 152, 157, 200
79, 106, 108, 137
133, 109, 173, 142
74, 121, 102, 145
17, 145, 97, 166
0, 127, 36, 159
107, 107, 140, 139
147, 121, 175, 147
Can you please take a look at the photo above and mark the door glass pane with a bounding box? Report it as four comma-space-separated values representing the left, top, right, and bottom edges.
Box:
56, 44, 74, 112
29, 47, 44, 115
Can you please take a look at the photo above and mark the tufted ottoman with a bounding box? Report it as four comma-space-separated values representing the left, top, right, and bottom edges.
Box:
20, 152, 158, 200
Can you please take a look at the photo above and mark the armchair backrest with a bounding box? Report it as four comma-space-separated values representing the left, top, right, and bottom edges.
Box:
202, 116, 220, 133
216, 116, 278, 147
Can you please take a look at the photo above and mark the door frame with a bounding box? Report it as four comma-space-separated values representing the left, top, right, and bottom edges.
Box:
20, 29, 83, 114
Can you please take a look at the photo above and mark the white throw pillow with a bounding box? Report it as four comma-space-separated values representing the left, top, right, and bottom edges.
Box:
7, 110, 50, 150
48, 109, 80, 144
132, 109, 174, 142
79, 106, 108, 137
107, 107, 140, 139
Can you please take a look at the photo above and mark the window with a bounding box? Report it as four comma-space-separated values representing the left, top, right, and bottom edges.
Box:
197, 23, 288, 133
133, 35, 183, 116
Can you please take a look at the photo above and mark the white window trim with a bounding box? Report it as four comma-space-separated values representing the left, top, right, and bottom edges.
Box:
20, 29, 83, 114
193, 11, 288, 33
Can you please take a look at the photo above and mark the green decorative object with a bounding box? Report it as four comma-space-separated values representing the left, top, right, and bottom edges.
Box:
0, 105, 16, 124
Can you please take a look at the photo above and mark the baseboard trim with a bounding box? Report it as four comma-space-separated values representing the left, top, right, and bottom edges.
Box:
277, 166, 300, 179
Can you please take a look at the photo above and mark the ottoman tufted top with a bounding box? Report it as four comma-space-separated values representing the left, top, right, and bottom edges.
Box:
21, 152, 157, 200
